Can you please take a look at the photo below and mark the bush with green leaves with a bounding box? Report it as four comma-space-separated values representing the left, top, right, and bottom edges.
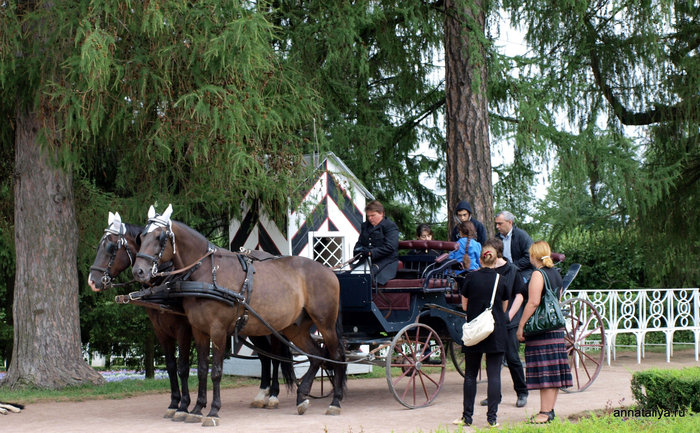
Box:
631, 367, 700, 413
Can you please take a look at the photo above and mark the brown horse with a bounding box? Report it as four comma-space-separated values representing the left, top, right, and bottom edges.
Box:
88, 213, 295, 417
131, 205, 346, 426
88, 212, 193, 420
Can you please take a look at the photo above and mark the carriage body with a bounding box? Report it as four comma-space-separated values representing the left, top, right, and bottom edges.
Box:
335, 240, 465, 408
335, 240, 606, 408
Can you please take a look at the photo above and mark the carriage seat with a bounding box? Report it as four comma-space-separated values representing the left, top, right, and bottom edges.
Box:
378, 239, 459, 294
395, 240, 459, 278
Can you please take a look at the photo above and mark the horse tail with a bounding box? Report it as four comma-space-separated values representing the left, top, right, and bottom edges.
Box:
279, 341, 296, 391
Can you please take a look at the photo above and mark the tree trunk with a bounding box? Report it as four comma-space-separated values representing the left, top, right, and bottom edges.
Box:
3, 106, 104, 389
444, 0, 494, 238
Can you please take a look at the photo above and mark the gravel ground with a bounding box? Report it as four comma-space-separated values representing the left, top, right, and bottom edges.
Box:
1, 350, 698, 433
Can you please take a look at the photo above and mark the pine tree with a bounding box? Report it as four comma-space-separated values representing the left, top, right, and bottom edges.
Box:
0, 0, 319, 388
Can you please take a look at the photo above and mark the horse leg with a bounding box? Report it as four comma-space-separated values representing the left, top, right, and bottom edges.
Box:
184, 330, 209, 424
154, 332, 180, 419
202, 328, 227, 426
267, 353, 281, 409
325, 318, 347, 415
287, 327, 325, 415
172, 325, 192, 421
249, 336, 271, 408
312, 316, 347, 415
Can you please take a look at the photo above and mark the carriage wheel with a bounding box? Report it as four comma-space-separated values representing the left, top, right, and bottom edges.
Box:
560, 297, 606, 392
448, 341, 465, 377
386, 323, 446, 408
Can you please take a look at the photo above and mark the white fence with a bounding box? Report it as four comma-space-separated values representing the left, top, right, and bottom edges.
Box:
563, 288, 700, 364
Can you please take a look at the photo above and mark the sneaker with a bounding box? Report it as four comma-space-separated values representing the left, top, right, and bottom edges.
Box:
488, 421, 500, 428
516, 394, 528, 407
479, 398, 488, 406
451, 417, 472, 426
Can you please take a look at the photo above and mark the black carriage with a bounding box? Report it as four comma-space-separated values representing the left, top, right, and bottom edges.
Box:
333, 240, 605, 408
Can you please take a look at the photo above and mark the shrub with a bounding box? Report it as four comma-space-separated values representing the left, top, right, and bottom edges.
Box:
631, 367, 700, 412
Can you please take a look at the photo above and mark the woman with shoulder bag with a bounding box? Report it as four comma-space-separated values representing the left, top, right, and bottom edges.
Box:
516, 240, 573, 424
452, 243, 508, 428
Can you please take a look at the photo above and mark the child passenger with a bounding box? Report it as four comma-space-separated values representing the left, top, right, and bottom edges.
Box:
449, 221, 481, 272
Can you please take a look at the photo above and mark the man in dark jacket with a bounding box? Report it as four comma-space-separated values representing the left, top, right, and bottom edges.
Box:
353, 200, 399, 285
450, 200, 487, 245
495, 211, 534, 282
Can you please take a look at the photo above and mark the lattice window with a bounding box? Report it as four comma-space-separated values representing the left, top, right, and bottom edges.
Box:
313, 236, 343, 268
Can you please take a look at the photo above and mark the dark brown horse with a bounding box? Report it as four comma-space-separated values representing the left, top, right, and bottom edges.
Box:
88, 212, 295, 418
88, 212, 193, 420
131, 205, 346, 426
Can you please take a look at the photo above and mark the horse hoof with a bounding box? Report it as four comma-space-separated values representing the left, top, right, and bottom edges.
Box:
202, 416, 220, 427
266, 396, 279, 409
296, 399, 310, 415
172, 411, 188, 422
325, 405, 341, 416
163, 408, 177, 418
250, 399, 266, 408
184, 413, 203, 423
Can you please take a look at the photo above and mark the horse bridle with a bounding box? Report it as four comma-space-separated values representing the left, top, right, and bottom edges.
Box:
90, 231, 135, 288
136, 220, 176, 278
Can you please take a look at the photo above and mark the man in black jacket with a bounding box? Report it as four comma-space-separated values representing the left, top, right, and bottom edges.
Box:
450, 200, 487, 245
353, 200, 399, 285
495, 211, 534, 283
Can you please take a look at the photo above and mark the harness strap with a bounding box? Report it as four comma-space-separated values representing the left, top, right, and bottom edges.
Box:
154, 248, 215, 278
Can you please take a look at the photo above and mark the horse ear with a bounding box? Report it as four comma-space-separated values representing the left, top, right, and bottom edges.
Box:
148, 205, 156, 219
108, 211, 115, 225
163, 204, 173, 220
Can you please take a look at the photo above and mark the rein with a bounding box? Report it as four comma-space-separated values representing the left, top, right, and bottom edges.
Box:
152, 248, 215, 278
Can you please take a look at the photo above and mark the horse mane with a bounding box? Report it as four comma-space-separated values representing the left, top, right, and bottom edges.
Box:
173, 220, 211, 248
124, 223, 144, 239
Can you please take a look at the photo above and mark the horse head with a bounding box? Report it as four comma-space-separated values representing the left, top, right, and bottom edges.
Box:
88, 212, 141, 291
132, 204, 177, 284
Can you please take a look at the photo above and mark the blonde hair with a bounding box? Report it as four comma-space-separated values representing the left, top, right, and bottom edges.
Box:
529, 240, 554, 268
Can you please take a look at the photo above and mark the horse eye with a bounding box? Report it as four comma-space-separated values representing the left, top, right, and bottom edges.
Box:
106, 242, 118, 254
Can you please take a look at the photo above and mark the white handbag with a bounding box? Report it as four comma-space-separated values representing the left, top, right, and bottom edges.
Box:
461, 273, 500, 346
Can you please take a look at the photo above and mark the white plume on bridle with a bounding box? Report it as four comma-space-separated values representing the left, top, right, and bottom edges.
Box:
146, 204, 173, 232
106, 211, 126, 236
145, 203, 176, 255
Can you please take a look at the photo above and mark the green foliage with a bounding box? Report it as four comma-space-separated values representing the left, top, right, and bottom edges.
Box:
631, 367, 700, 413
272, 0, 445, 219
542, 228, 645, 291
451, 414, 700, 433
492, 1, 699, 287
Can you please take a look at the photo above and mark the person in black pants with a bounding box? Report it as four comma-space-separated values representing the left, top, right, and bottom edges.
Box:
479, 238, 529, 408
452, 244, 508, 428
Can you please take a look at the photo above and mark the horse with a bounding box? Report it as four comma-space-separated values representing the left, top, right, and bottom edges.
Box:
88, 212, 295, 419
131, 205, 346, 426
88, 212, 193, 420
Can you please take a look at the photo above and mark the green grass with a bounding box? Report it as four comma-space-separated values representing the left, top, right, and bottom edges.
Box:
0, 374, 259, 404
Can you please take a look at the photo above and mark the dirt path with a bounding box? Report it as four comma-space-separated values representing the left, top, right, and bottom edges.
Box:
2, 350, 697, 433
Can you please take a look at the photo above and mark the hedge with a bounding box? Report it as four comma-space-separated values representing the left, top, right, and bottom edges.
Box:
631, 367, 700, 412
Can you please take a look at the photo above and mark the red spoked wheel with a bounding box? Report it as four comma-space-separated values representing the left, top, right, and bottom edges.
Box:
560, 297, 606, 392
386, 323, 446, 408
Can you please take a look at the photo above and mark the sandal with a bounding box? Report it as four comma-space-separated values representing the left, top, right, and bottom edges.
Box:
530, 410, 555, 424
